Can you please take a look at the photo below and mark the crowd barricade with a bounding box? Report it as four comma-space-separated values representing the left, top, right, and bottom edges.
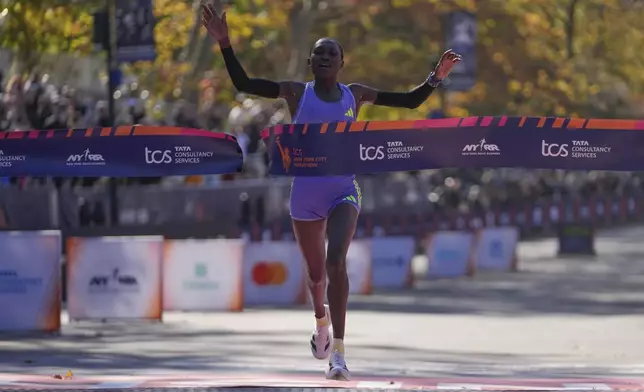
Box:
164, 239, 244, 312
66, 236, 163, 321
243, 241, 307, 306
471, 227, 519, 272
0, 231, 62, 333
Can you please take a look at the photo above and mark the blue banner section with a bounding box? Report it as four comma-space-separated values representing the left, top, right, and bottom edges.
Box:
115, 0, 157, 63
264, 116, 644, 176
0, 127, 243, 177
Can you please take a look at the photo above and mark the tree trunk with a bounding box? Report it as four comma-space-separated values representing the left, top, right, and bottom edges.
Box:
285, 0, 316, 81
566, 0, 579, 59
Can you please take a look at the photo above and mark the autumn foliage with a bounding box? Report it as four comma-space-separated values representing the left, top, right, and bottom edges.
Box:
1, 0, 642, 119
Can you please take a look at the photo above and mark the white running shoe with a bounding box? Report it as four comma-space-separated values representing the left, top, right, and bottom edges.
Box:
326, 350, 351, 381
310, 304, 332, 360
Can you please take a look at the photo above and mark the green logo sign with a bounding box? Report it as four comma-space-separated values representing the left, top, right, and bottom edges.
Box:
194, 263, 207, 278
183, 262, 218, 291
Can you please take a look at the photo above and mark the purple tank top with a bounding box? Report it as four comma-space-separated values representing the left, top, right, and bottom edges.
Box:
292, 82, 357, 182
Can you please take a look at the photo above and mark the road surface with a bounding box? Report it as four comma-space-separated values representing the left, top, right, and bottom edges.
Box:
2, 225, 644, 389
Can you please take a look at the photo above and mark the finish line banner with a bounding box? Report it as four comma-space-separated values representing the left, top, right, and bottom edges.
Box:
0, 126, 243, 177
262, 116, 644, 176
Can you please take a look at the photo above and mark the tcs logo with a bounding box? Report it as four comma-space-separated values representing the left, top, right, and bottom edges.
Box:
541, 141, 569, 157
145, 147, 172, 164
359, 144, 385, 161
251, 261, 288, 286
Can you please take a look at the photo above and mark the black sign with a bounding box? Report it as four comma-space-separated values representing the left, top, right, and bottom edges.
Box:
443, 11, 477, 92
115, 0, 157, 63
558, 223, 596, 256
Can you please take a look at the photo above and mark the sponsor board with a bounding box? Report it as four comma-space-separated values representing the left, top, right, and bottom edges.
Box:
66, 236, 163, 320
163, 239, 243, 311
371, 236, 415, 289
473, 227, 519, 271
426, 231, 474, 278
0, 231, 61, 332
243, 241, 306, 306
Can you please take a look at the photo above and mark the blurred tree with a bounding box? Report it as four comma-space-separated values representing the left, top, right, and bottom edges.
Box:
125, 0, 195, 101
1, 0, 642, 120
0, 0, 99, 72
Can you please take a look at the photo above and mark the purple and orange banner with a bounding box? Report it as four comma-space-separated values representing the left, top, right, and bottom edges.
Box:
0, 126, 243, 177
262, 116, 644, 176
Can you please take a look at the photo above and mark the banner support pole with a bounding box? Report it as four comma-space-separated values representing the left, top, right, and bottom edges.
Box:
106, 0, 119, 226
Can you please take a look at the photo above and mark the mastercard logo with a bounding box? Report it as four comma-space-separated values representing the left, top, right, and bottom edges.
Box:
251, 261, 288, 286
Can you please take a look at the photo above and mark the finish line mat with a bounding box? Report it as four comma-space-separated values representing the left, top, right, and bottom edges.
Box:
2, 374, 644, 391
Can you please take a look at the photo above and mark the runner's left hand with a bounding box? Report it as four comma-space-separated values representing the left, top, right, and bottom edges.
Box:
434, 50, 463, 80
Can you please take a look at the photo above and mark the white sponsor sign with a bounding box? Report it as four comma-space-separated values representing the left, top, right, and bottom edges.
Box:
164, 239, 244, 311
67, 236, 163, 320
371, 236, 415, 289
243, 241, 306, 306
473, 227, 519, 271
0, 231, 61, 332
426, 231, 474, 278
346, 239, 372, 295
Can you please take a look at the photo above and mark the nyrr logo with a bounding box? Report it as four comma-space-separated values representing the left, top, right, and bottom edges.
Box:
461, 139, 500, 156
145, 147, 172, 164
66, 149, 105, 166
89, 268, 139, 292
541, 140, 569, 157
251, 261, 288, 286
359, 144, 385, 161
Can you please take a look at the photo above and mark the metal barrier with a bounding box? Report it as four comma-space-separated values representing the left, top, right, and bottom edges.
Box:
0, 175, 641, 236
0, 186, 57, 230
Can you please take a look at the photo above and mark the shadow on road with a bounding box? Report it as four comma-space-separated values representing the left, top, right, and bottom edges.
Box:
0, 329, 642, 378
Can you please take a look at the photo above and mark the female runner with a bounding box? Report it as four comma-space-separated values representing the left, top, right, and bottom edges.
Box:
202, 0, 462, 380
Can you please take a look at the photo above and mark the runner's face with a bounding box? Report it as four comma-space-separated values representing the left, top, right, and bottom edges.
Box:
310, 40, 343, 78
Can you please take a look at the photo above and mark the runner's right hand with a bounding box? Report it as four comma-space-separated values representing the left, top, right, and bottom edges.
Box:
202, 0, 229, 44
